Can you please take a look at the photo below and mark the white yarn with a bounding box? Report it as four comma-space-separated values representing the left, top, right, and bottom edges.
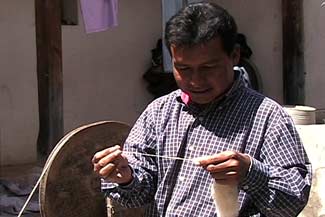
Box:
211, 180, 239, 217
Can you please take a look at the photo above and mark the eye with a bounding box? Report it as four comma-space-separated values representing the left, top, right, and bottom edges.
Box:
175, 65, 190, 71
203, 64, 217, 69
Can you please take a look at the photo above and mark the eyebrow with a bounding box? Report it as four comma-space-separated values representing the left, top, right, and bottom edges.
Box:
201, 58, 222, 64
174, 58, 221, 66
174, 63, 189, 67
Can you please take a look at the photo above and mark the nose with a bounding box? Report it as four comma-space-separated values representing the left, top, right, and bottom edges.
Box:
189, 70, 204, 87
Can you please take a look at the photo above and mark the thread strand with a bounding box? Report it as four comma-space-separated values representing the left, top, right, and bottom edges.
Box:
122, 151, 195, 163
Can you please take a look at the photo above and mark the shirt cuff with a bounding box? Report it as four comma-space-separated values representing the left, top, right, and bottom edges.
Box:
240, 157, 269, 194
101, 179, 118, 190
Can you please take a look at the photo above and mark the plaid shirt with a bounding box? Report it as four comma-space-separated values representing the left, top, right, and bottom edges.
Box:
102, 75, 312, 217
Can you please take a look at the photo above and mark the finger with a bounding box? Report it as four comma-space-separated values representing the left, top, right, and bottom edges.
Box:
93, 162, 102, 172
211, 170, 238, 180
99, 163, 116, 179
92, 145, 121, 164
98, 149, 123, 167
197, 151, 238, 166
93, 161, 109, 172
205, 158, 239, 173
93, 147, 122, 173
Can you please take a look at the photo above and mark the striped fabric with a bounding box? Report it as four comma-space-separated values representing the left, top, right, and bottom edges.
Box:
102, 74, 312, 217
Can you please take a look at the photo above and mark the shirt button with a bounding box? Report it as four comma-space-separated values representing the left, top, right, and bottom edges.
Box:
179, 176, 185, 182
198, 117, 204, 122
243, 185, 249, 190
188, 145, 195, 151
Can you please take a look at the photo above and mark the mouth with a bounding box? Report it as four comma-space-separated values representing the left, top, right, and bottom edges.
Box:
190, 88, 212, 94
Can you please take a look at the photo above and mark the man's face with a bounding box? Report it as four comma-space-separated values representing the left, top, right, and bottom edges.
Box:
171, 37, 239, 105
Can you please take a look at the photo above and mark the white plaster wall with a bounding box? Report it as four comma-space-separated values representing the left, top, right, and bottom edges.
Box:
0, 0, 38, 165
304, 0, 325, 109
62, 0, 161, 132
0, 0, 161, 166
214, 0, 325, 108
212, 0, 283, 103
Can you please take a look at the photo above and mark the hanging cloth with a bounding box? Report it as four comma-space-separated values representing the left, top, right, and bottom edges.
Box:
80, 0, 118, 33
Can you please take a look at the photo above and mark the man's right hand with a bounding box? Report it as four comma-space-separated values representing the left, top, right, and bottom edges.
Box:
92, 145, 133, 185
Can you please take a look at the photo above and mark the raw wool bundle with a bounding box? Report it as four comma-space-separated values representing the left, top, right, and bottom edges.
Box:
211, 180, 239, 217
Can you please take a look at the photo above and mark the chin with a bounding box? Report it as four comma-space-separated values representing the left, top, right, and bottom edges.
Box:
191, 97, 215, 105
189, 91, 217, 105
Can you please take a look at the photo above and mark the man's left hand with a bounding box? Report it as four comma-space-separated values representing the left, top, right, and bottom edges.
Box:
194, 151, 251, 185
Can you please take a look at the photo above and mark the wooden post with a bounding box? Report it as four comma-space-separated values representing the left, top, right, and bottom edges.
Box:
35, 0, 63, 160
282, 0, 305, 105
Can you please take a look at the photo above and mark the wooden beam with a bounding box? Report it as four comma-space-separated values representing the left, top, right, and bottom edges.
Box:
282, 0, 305, 105
35, 0, 63, 159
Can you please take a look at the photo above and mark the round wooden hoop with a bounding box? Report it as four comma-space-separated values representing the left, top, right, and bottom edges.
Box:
39, 121, 131, 217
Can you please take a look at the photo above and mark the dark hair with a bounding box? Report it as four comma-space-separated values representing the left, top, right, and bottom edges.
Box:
165, 2, 238, 56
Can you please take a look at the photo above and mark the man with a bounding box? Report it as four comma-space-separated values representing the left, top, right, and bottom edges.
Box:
93, 2, 311, 216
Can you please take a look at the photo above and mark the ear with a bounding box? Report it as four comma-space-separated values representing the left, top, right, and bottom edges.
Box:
231, 45, 241, 65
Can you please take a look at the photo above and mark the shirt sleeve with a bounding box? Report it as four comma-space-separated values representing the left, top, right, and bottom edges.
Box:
240, 112, 312, 216
101, 104, 158, 208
